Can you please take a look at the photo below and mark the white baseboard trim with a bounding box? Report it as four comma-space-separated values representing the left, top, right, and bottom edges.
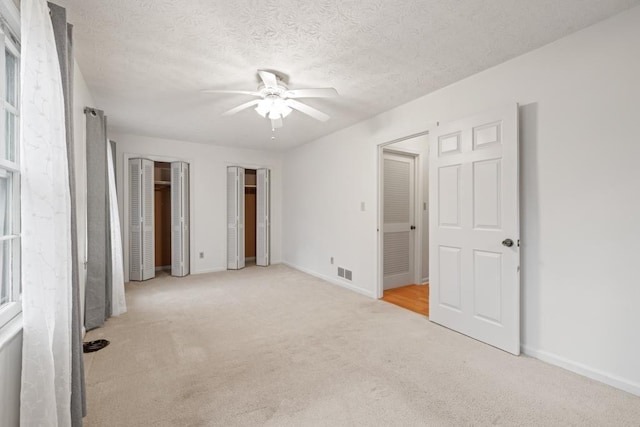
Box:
522, 345, 640, 397
282, 261, 376, 299
421, 277, 429, 285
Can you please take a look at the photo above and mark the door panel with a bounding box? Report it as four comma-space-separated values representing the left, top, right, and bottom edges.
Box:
171, 162, 190, 277
438, 246, 461, 311
129, 158, 154, 281
129, 159, 142, 281
227, 167, 245, 269
238, 169, 245, 269
142, 160, 155, 280
256, 169, 270, 266
382, 152, 415, 289
429, 104, 520, 355
473, 160, 501, 229
438, 165, 461, 227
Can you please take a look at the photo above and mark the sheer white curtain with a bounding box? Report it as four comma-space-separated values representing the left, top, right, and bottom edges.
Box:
107, 141, 126, 316
20, 0, 73, 425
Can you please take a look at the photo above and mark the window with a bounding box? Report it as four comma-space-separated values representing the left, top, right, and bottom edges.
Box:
0, 21, 20, 328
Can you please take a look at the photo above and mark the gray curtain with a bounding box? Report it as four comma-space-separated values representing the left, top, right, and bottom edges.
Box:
84, 107, 113, 330
49, 2, 86, 424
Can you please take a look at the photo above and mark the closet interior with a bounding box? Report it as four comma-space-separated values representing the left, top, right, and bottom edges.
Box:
245, 169, 257, 263
154, 162, 172, 272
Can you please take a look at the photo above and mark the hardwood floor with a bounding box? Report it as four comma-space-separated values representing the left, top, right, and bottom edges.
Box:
381, 284, 429, 316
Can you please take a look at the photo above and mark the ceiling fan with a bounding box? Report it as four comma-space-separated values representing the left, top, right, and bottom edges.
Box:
203, 70, 338, 130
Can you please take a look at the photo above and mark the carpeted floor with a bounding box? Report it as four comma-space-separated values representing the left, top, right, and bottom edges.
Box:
83, 265, 640, 426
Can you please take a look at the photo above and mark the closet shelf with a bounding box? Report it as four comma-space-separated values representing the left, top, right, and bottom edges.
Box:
245, 184, 257, 188
154, 180, 171, 186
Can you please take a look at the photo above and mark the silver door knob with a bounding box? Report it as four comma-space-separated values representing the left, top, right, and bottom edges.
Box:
502, 239, 514, 247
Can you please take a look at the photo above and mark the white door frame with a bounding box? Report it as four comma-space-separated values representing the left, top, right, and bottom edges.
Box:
377, 131, 429, 299
122, 152, 194, 283
224, 161, 271, 269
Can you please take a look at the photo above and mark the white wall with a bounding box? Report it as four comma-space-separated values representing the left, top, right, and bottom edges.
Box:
73, 60, 95, 329
111, 133, 283, 281
283, 6, 640, 395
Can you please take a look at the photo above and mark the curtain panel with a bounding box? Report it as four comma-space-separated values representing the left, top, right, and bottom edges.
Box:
20, 0, 73, 424
48, 2, 86, 424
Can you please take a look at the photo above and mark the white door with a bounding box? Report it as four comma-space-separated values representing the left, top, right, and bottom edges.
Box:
429, 104, 520, 355
256, 168, 270, 266
227, 166, 245, 270
171, 162, 190, 277
129, 158, 155, 281
382, 151, 416, 290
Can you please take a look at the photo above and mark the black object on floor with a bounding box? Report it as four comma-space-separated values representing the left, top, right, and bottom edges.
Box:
83, 339, 110, 353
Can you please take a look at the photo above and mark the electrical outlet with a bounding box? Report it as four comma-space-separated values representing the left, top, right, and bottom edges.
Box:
199, 252, 204, 259
361, 201, 366, 211
330, 257, 334, 264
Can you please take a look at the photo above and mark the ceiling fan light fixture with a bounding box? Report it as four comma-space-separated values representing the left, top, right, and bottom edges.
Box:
256, 96, 292, 120
255, 99, 271, 118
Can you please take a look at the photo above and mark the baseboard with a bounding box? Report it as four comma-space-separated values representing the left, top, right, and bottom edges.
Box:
155, 265, 171, 272
421, 277, 429, 284
282, 261, 376, 299
522, 345, 640, 397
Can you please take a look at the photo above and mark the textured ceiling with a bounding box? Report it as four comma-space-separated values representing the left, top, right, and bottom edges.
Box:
57, 0, 639, 150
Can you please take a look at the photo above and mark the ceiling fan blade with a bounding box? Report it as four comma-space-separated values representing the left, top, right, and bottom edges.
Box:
285, 99, 330, 122
285, 88, 338, 98
271, 118, 283, 129
258, 70, 278, 89
202, 89, 261, 96
222, 99, 261, 116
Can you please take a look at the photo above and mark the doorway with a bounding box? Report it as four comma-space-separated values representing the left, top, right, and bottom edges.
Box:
227, 166, 271, 270
128, 158, 190, 281
378, 134, 430, 316
154, 162, 172, 273
245, 169, 257, 265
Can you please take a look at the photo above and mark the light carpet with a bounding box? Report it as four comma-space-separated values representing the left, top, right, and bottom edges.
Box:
83, 265, 640, 426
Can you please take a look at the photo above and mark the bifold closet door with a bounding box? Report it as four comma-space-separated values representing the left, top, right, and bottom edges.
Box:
256, 169, 270, 266
171, 162, 190, 277
129, 158, 155, 281
227, 166, 245, 269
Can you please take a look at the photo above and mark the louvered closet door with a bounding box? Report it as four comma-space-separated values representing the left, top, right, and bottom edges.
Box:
141, 159, 155, 280
227, 167, 245, 269
256, 169, 270, 266
129, 158, 155, 281
129, 159, 143, 281
171, 162, 190, 277
383, 151, 415, 290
